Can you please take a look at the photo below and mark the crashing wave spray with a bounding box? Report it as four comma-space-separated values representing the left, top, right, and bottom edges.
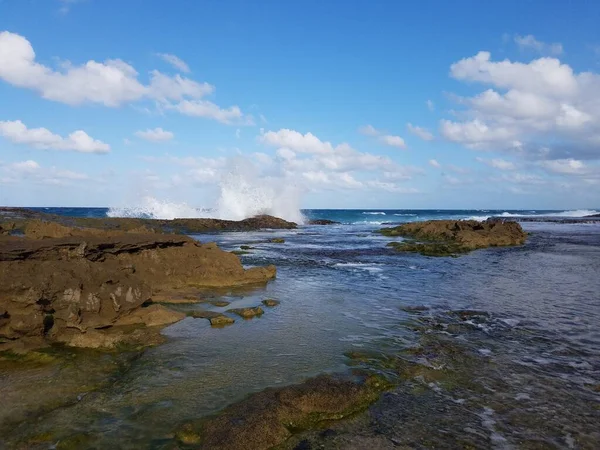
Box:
107, 157, 306, 223
215, 158, 305, 223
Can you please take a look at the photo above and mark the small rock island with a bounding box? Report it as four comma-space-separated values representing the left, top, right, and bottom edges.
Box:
379, 219, 527, 256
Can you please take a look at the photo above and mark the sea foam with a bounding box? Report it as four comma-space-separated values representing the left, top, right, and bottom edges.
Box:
107, 158, 306, 223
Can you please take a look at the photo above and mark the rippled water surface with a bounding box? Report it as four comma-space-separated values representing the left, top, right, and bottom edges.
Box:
1, 217, 599, 449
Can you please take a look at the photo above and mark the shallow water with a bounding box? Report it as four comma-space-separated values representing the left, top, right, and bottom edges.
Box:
1, 215, 599, 448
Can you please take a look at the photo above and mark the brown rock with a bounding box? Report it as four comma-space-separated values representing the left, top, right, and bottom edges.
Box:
174, 374, 384, 450
262, 299, 280, 307
0, 225, 276, 350
228, 306, 264, 318
114, 304, 186, 327
187, 310, 235, 327
209, 315, 235, 326
380, 219, 527, 256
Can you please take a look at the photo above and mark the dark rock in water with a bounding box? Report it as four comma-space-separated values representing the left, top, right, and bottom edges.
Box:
308, 219, 341, 225
380, 219, 527, 256
174, 374, 385, 449
269, 238, 285, 244
262, 299, 280, 307
0, 222, 276, 351
240, 245, 254, 250
228, 306, 264, 318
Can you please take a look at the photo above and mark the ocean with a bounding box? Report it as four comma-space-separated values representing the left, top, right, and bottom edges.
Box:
2, 208, 600, 448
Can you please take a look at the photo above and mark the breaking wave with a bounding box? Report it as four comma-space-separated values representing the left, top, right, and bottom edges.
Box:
107, 158, 306, 223
462, 210, 599, 221
362, 212, 386, 215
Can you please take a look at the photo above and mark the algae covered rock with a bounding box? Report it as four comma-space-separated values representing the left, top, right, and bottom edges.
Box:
174, 374, 385, 449
380, 219, 526, 256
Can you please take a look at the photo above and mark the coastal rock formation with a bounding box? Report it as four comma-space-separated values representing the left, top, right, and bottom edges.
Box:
0, 208, 297, 235
175, 374, 385, 449
380, 219, 527, 256
0, 225, 276, 350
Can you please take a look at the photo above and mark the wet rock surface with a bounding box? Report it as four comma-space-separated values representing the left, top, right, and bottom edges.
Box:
228, 306, 265, 318
0, 220, 277, 351
174, 374, 385, 450
380, 219, 527, 256
262, 299, 280, 307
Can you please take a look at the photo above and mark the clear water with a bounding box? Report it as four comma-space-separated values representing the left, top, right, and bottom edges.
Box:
1, 209, 599, 448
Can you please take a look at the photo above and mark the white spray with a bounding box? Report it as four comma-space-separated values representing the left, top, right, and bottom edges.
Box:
107, 157, 306, 223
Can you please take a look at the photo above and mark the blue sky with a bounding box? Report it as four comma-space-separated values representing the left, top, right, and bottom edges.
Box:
1, 0, 599, 212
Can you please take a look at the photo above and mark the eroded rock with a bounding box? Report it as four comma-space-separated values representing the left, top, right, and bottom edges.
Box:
380, 219, 527, 256
0, 225, 276, 350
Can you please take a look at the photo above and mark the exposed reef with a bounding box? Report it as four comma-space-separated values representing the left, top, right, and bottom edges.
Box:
174, 374, 386, 449
0, 217, 278, 352
0, 207, 297, 235
380, 219, 527, 256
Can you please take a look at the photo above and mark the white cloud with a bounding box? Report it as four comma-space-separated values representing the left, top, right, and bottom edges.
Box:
0, 120, 110, 153
156, 53, 190, 73
169, 100, 252, 125
357, 125, 407, 148
428, 159, 441, 168
476, 157, 516, 170
442, 50, 600, 169
2, 159, 90, 186
134, 127, 174, 142
261, 129, 334, 154
0, 31, 247, 125
426, 100, 435, 111
539, 158, 588, 175
378, 134, 406, 149
358, 124, 380, 136
450, 51, 578, 97
514, 34, 563, 56
11, 160, 40, 172
259, 128, 420, 192
407, 123, 434, 141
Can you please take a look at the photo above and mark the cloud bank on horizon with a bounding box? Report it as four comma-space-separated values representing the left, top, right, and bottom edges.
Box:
0, 0, 598, 209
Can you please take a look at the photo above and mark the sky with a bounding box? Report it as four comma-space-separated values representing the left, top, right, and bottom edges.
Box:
0, 0, 599, 211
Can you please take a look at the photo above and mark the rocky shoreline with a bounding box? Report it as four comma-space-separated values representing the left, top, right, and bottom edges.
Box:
0, 213, 288, 353
2, 213, 573, 449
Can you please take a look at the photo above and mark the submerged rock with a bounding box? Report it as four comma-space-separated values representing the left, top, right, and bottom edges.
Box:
308, 219, 341, 225
174, 374, 385, 449
269, 238, 286, 244
262, 299, 280, 307
228, 306, 264, 318
0, 224, 276, 351
380, 219, 527, 256
209, 300, 231, 307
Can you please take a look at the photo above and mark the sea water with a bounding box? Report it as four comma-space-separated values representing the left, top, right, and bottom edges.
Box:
1, 208, 599, 448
